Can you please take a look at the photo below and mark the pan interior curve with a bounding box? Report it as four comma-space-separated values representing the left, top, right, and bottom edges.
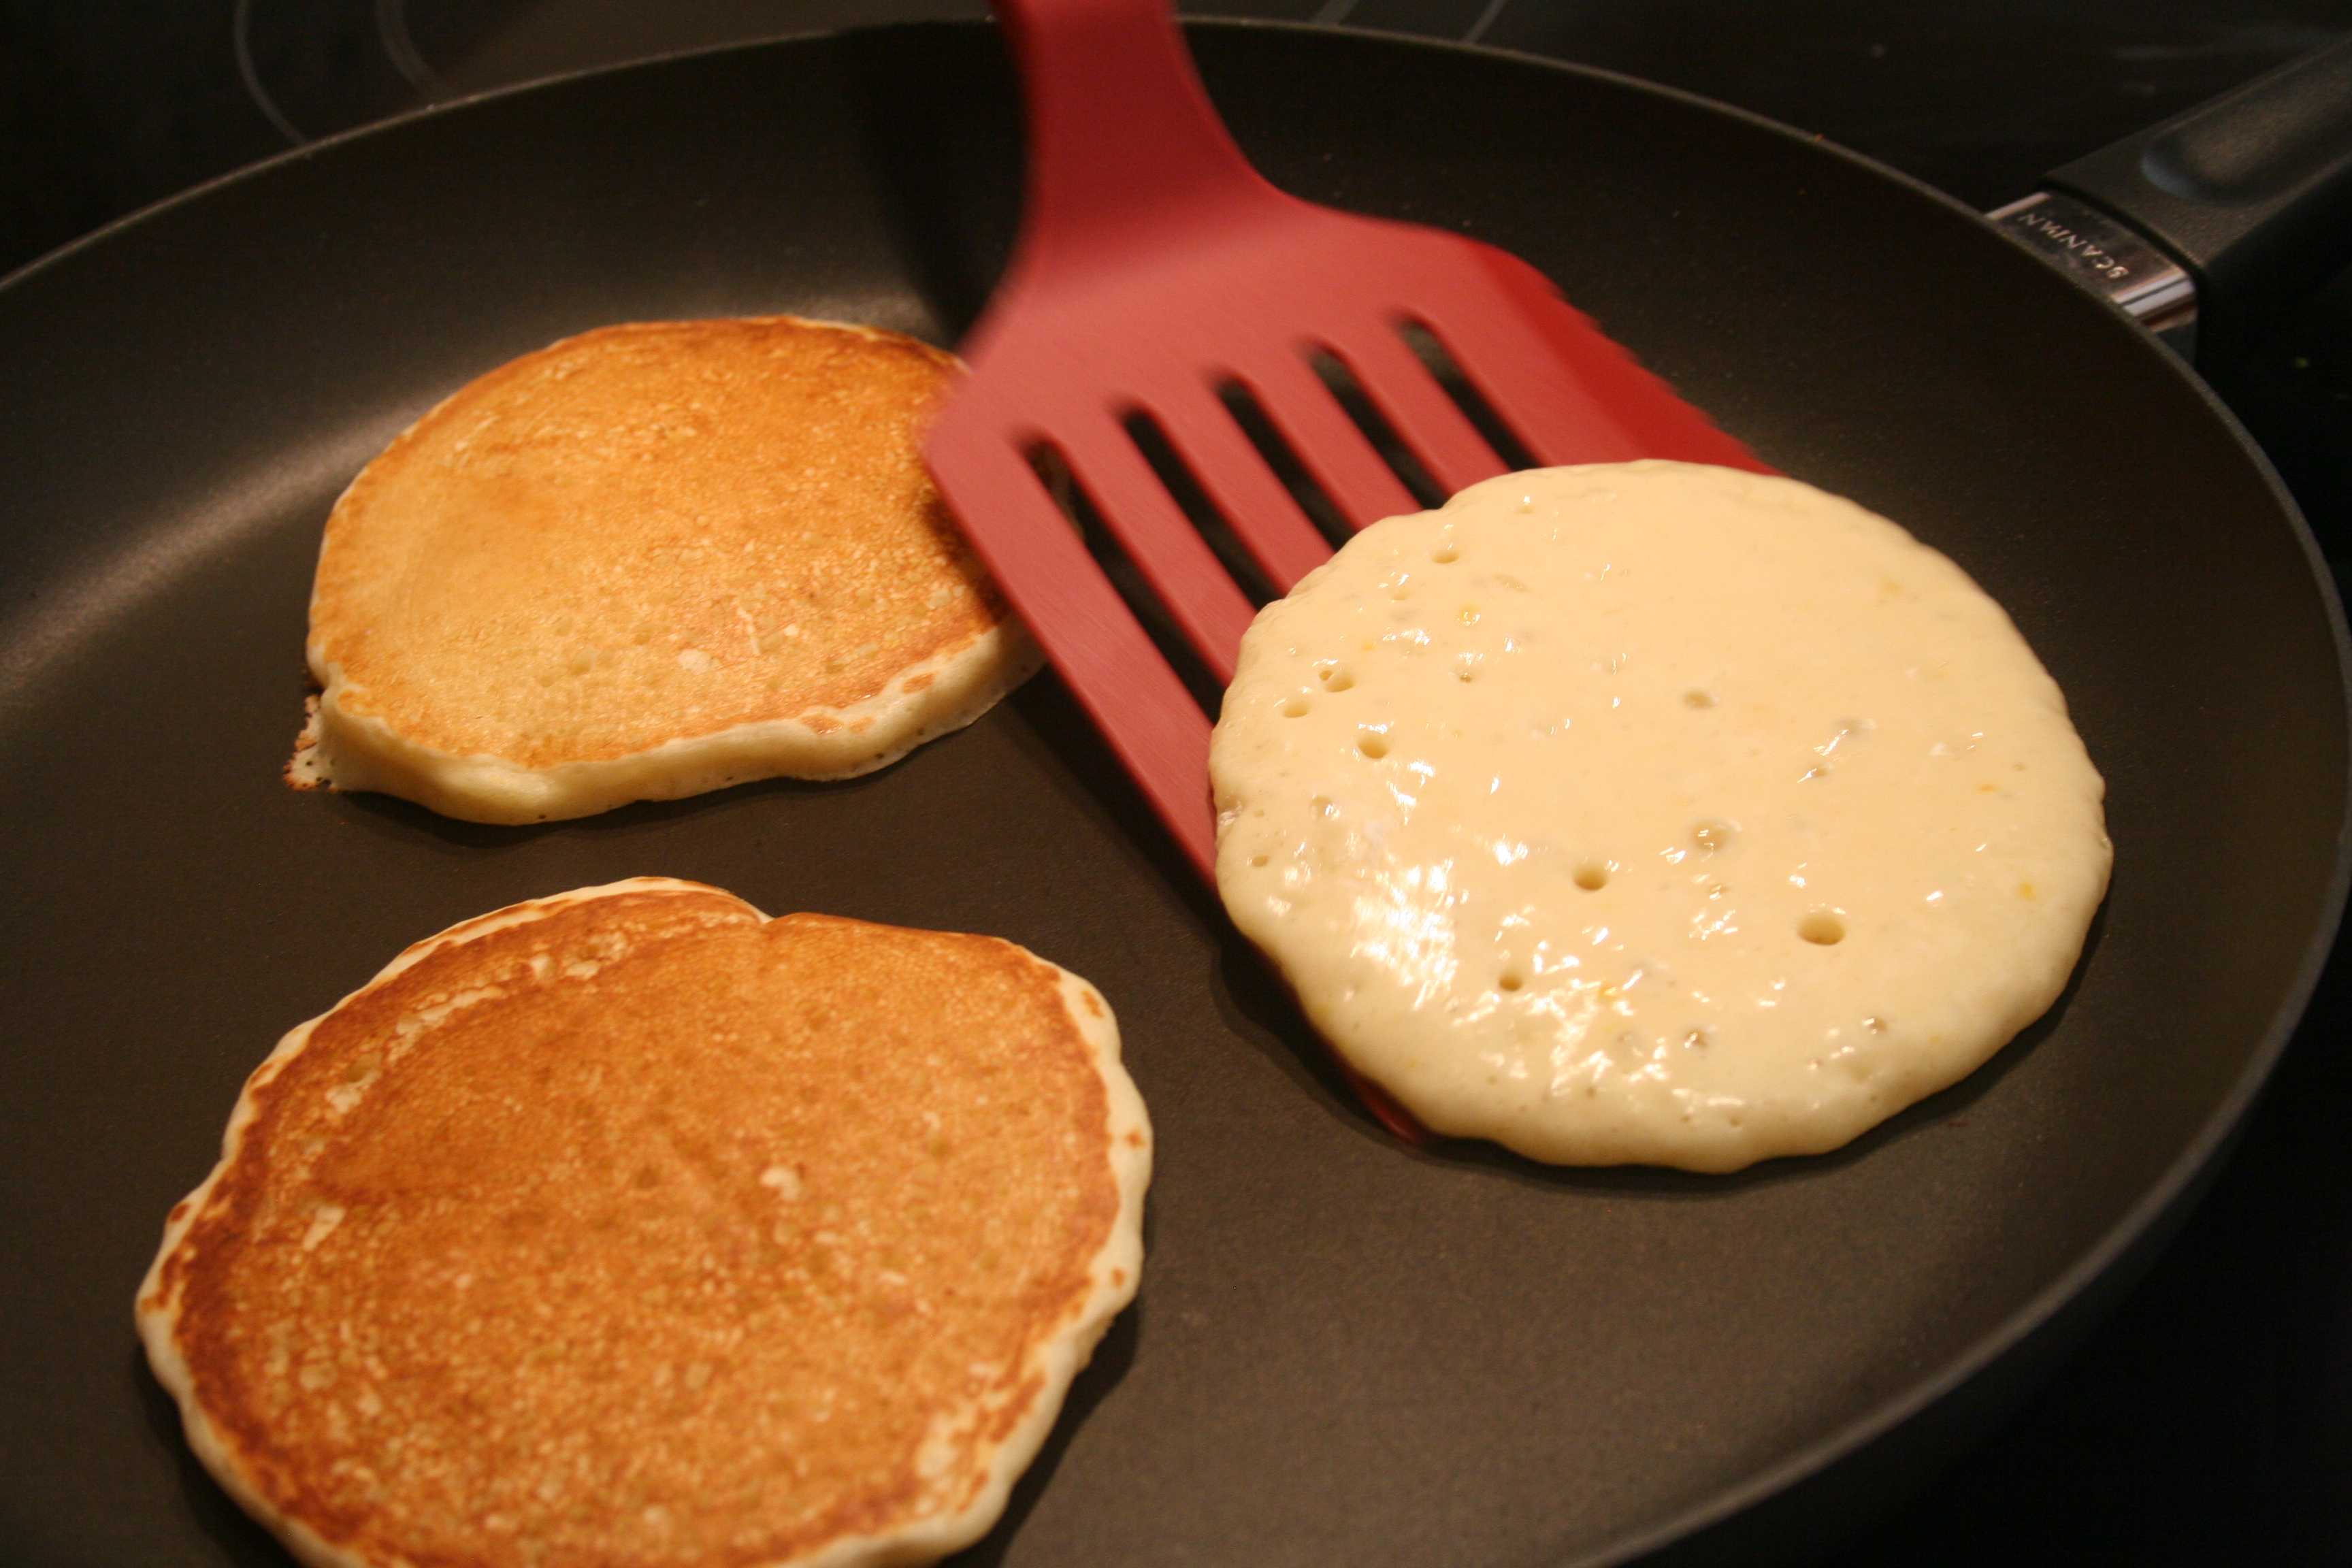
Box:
0, 22, 2341, 1568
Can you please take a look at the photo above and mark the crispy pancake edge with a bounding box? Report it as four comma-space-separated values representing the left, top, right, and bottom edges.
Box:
135, 878, 1150, 1568
291, 620, 1041, 823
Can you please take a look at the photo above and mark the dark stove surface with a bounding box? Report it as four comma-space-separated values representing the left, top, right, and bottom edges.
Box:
4, 3, 2349, 1564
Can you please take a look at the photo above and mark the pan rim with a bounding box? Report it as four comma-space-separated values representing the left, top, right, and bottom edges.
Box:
5, 19, 2347, 1565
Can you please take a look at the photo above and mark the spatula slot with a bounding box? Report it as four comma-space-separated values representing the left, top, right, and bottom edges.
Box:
1122, 410, 1283, 609
1308, 348, 1451, 511
1215, 378, 1356, 549
1021, 440, 1087, 535
1397, 318, 1541, 475
1022, 439, 1230, 715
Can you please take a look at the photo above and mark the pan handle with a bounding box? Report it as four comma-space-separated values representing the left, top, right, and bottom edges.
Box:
1991, 34, 2352, 373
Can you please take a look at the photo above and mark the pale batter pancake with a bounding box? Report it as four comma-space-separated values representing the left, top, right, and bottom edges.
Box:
1211, 461, 2110, 1173
137, 879, 1149, 1568
291, 316, 1038, 823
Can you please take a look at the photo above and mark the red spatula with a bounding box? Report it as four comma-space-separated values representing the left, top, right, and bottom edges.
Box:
925, 0, 1768, 885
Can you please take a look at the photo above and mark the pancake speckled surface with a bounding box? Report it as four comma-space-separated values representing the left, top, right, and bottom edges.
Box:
137, 879, 1149, 1568
292, 316, 1037, 823
1211, 462, 2109, 1173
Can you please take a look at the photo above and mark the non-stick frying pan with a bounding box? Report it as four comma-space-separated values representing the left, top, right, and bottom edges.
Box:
1, 21, 2343, 1568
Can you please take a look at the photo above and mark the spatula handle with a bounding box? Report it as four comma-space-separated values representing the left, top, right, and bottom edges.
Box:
990, 0, 1277, 255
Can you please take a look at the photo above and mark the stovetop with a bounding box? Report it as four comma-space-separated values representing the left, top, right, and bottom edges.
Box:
4, 2, 2349, 1563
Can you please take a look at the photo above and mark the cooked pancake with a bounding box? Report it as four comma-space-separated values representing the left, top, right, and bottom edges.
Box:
137, 879, 1149, 1568
290, 316, 1039, 823
1211, 461, 2110, 1173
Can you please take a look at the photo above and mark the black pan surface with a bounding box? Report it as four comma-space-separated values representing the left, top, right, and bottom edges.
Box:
1, 22, 2345, 1568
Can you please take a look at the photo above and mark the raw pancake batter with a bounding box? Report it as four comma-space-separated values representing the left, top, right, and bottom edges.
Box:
1211, 461, 2110, 1172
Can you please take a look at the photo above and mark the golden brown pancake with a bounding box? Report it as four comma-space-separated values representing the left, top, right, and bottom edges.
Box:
289, 316, 1038, 823
137, 879, 1149, 1568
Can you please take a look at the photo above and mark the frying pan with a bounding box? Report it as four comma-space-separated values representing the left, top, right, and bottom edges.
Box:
1, 20, 2343, 1568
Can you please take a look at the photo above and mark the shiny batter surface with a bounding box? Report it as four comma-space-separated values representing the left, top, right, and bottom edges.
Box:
1211, 463, 2110, 1172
